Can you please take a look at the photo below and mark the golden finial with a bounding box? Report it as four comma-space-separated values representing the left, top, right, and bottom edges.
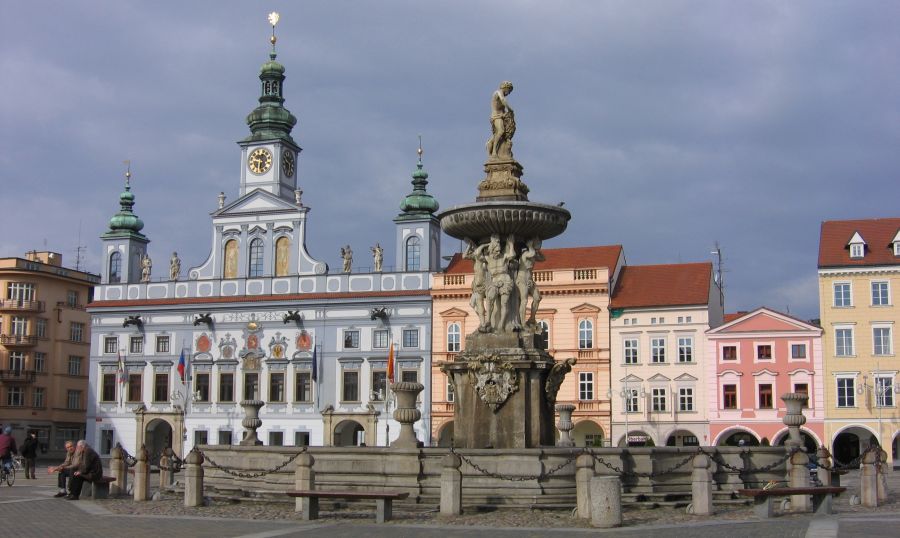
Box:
417, 134, 423, 164
268, 11, 280, 48
123, 159, 132, 189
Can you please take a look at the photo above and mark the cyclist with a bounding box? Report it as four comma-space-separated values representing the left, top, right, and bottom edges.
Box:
0, 426, 17, 474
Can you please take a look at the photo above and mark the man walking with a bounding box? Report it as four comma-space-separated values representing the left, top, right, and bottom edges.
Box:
21, 431, 38, 479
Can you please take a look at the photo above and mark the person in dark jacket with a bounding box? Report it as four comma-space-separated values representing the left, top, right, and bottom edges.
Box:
0, 426, 17, 473
20, 431, 38, 479
66, 440, 103, 500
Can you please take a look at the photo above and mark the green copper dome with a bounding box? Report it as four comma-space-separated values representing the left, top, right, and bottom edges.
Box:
101, 181, 147, 240
398, 158, 439, 219
242, 51, 297, 144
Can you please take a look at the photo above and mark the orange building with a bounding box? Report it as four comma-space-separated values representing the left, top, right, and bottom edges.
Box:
430, 245, 624, 447
0, 251, 99, 459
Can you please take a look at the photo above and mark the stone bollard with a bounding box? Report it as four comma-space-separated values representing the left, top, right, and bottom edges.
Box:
183, 448, 204, 507
860, 448, 879, 508
440, 452, 463, 515
589, 475, 622, 528
159, 451, 172, 491
876, 449, 888, 503
690, 453, 715, 516
294, 452, 316, 517
133, 445, 150, 502
575, 453, 594, 519
110, 444, 127, 497
555, 404, 576, 447
788, 450, 811, 512
816, 447, 832, 487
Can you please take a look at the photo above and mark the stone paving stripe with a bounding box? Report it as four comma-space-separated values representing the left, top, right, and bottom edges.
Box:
805, 518, 837, 538
235, 524, 335, 538
0, 497, 53, 504
72, 500, 114, 516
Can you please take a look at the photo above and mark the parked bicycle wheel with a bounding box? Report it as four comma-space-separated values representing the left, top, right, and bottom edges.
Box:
3, 467, 13, 486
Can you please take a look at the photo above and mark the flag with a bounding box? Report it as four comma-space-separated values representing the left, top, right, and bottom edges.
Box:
116, 350, 126, 385
177, 349, 186, 383
311, 338, 318, 382
387, 343, 395, 383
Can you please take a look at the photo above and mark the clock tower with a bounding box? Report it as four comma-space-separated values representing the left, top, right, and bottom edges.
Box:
238, 14, 301, 201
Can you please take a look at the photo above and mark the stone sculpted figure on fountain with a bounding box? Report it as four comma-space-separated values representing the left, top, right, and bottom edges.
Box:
515, 237, 544, 329
484, 234, 516, 333
464, 238, 491, 332
486, 81, 516, 160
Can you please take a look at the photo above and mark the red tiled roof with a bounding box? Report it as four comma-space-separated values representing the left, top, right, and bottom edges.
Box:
88, 289, 428, 309
818, 218, 900, 268
610, 263, 712, 308
443, 245, 623, 274
723, 312, 748, 324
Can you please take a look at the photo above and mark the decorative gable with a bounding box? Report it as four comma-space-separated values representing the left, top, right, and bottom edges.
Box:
570, 303, 602, 314
648, 373, 671, 383
847, 231, 866, 259
674, 373, 698, 382
439, 307, 469, 318
620, 374, 643, 383
215, 188, 302, 217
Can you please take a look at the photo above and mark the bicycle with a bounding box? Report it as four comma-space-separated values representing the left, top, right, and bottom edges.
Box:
0, 461, 14, 486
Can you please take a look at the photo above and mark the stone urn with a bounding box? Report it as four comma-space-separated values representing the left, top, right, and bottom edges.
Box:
391, 381, 424, 448
240, 399, 265, 446
781, 392, 808, 448
556, 403, 576, 447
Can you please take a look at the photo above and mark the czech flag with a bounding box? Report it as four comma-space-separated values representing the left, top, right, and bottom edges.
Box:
177, 349, 186, 383
387, 343, 395, 383
311, 338, 318, 382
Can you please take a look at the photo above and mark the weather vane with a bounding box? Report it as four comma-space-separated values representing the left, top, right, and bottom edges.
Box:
123, 159, 132, 189
417, 134, 423, 164
268, 11, 280, 53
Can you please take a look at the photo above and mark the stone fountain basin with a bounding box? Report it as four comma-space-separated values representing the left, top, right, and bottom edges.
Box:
438, 201, 571, 240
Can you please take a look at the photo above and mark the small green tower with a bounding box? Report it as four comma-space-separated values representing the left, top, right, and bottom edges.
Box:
100, 164, 150, 284
394, 140, 441, 272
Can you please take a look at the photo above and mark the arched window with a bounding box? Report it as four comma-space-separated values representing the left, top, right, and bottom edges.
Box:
108, 252, 122, 283
405, 236, 421, 271
578, 319, 593, 349
223, 239, 238, 279
274, 236, 290, 276
447, 322, 461, 352
248, 238, 264, 278
537, 320, 550, 350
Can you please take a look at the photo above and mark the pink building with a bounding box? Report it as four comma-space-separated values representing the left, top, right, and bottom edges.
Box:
706, 308, 824, 449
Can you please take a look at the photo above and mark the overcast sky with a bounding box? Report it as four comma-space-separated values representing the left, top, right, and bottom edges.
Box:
2, 1, 899, 320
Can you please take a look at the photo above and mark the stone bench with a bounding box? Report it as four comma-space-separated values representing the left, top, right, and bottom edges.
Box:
286, 490, 410, 523
79, 476, 117, 500
738, 486, 846, 518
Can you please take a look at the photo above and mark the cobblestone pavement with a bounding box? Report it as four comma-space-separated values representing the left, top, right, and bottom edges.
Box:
1, 470, 898, 537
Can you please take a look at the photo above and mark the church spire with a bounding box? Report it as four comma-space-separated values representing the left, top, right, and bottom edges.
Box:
398, 136, 439, 219
243, 11, 297, 144
102, 161, 146, 240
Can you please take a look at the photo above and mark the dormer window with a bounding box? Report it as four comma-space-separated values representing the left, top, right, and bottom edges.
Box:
847, 231, 866, 259
892, 230, 900, 257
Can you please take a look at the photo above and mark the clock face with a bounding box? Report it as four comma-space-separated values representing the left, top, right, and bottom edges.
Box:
281, 150, 295, 178
248, 147, 273, 175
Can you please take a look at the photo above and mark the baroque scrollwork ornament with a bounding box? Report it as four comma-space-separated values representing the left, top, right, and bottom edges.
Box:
467, 358, 519, 412
545, 357, 576, 407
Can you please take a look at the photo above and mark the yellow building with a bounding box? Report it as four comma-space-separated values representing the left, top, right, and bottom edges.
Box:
0, 251, 99, 459
430, 245, 624, 447
818, 218, 900, 464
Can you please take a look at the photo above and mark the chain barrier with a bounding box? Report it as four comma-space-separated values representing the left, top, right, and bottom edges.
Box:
449, 446, 582, 482
817, 444, 878, 472
588, 449, 697, 479
697, 446, 798, 479
116, 445, 138, 468
197, 447, 308, 479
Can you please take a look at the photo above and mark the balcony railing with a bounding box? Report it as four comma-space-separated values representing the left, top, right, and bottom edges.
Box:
443, 274, 466, 286
56, 301, 86, 311
533, 271, 553, 282
573, 269, 597, 280
0, 299, 45, 312
0, 334, 38, 346
0, 369, 36, 383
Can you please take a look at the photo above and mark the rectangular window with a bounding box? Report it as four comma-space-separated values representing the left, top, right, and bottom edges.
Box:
153, 374, 169, 402
342, 370, 359, 402
678, 337, 693, 363
218, 430, 233, 445
156, 335, 170, 353
130, 336, 143, 354
268, 432, 284, 446
7, 386, 25, 406
651, 388, 667, 412
104, 337, 118, 354
756, 344, 772, 360
373, 329, 389, 349
194, 430, 208, 446
66, 390, 82, 410
758, 383, 773, 409
9, 351, 24, 371
837, 378, 855, 407
834, 282, 852, 307
401, 370, 418, 383
402, 328, 419, 348
343, 330, 360, 349
578, 321, 593, 349
873, 327, 892, 355
578, 372, 594, 400
835, 328, 854, 356
219, 373, 234, 402
446, 376, 454, 403
794, 383, 809, 407
624, 339, 638, 364
67, 356, 82, 376
195, 373, 210, 402
651, 338, 666, 363
678, 387, 694, 411
723, 384, 737, 410
101, 373, 116, 402
66, 290, 79, 307
625, 388, 639, 413
33, 352, 45, 372
127, 374, 142, 402
7, 282, 35, 301
722, 345, 737, 360
875, 377, 894, 407
370, 370, 386, 401
294, 432, 310, 447
269, 372, 285, 402
33, 387, 44, 408
243, 373, 259, 400
677, 316, 683, 324
11, 316, 27, 335
36, 318, 47, 338
98, 430, 113, 454
69, 322, 84, 342
295, 371, 312, 402
872, 281, 890, 306
791, 344, 807, 359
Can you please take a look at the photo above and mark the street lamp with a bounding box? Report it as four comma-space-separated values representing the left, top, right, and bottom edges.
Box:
608, 382, 646, 447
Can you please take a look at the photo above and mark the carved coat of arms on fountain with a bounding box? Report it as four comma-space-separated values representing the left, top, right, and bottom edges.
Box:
467, 358, 519, 411
239, 316, 265, 370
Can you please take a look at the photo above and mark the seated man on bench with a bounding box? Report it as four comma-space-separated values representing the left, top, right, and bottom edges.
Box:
66, 440, 102, 500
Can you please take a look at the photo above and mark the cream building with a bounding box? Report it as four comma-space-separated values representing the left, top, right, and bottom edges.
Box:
609, 263, 723, 447
818, 218, 900, 465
